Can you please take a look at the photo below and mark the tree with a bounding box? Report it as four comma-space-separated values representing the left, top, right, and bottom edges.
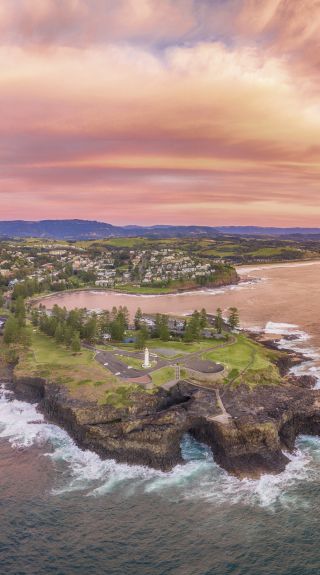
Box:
159, 315, 169, 341
14, 296, 26, 327
19, 327, 31, 348
228, 307, 240, 330
120, 306, 130, 328
3, 316, 20, 345
82, 316, 97, 342
184, 322, 194, 343
67, 308, 83, 332
154, 314, 162, 338
134, 307, 143, 330
200, 308, 208, 329
52, 304, 67, 322
99, 310, 111, 335
54, 322, 65, 344
135, 325, 148, 350
110, 318, 125, 341
117, 308, 128, 331
215, 308, 223, 334
184, 311, 201, 342
4, 347, 19, 365
71, 332, 81, 353
64, 324, 74, 347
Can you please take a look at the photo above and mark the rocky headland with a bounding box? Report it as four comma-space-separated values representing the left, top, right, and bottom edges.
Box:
5, 339, 320, 480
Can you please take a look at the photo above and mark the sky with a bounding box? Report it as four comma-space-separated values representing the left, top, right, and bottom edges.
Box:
1, 0, 320, 226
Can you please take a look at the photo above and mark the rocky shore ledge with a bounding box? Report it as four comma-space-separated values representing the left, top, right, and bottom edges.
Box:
6, 341, 320, 480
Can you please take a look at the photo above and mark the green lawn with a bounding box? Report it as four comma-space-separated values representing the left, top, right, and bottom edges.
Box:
99, 338, 221, 356
114, 284, 175, 294
249, 247, 302, 257
15, 330, 121, 402
151, 366, 176, 386
104, 237, 147, 248
203, 334, 282, 387
116, 354, 145, 369
151, 366, 187, 387
201, 249, 237, 257
148, 338, 219, 353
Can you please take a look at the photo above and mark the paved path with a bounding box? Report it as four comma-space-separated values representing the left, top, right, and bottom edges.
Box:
184, 379, 232, 424
84, 333, 237, 389
208, 389, 232, 424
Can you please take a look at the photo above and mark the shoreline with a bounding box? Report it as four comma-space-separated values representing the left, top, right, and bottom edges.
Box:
5, 322, 320, 480
29, 278, 241, 305
8, 261, 320, 480
29, 258, 320, 306
237, 258, 320, 274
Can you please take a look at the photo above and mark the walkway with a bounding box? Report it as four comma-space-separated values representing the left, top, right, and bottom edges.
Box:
85, 333, 237, 390
183, 379, 232, 424
208, 389, 232, 424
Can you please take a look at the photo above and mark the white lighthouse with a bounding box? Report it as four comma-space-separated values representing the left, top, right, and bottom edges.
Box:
142, 347, 151, 368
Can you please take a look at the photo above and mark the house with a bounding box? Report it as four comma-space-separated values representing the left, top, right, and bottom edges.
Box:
0, 316, 8, 333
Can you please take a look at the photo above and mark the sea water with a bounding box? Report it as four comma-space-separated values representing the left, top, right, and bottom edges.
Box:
1, 381, 320, 574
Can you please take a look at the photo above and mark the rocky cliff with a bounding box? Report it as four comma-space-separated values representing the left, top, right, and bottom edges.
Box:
7, 365, 320, 479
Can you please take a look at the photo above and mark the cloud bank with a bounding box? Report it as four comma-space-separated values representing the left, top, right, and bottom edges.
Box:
0, 0, 319, 224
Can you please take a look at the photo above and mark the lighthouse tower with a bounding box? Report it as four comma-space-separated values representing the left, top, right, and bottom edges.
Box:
142, 347, 151, 368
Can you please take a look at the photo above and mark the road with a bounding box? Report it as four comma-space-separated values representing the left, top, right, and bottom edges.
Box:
84, 333, 237, 386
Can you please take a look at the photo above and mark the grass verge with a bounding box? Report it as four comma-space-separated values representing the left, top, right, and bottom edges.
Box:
203, 333, 282, 388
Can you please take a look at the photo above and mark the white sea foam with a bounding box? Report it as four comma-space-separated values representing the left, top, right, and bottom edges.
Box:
143, 436, 318, 510
248, 321, 320, 388
181, 447, 311, 509
2, 380, 320, 509
0, 385, 161, 495
238, 260, 320, 275
0, 389, 320, 507
264, 321, 305, 336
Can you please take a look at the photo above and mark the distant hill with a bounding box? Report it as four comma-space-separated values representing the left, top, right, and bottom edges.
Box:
216, 226, 320, 236
0, 220, 320, 240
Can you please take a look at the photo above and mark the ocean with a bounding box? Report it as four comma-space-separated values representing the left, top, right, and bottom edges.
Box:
1, 383, 320, 575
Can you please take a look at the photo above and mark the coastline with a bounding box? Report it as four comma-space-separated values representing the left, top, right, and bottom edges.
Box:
7, 259, 320, 480
5, 325, 320, 480
29, 258, 320, 307
237, 258, 320, 275
29, 276, 240, 305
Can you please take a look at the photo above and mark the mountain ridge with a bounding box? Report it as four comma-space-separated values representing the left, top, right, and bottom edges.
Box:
1, 220, 320, 239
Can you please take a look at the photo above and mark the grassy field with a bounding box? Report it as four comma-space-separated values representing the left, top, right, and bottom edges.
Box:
202, 249, 237, 257
15, 330, 122, 402
249, 247, 303, 257
203, 334, 282, 387
147, 338, 220, 355
102, 238, 147, 248
116, 354, 146, 369
98, 338, 221, 356
114, 284, 175, 294
151, 366, 176, 386
151, 366, 187, 387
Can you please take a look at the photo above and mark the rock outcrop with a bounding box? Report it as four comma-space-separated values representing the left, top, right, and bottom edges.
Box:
8, 370, 320, 479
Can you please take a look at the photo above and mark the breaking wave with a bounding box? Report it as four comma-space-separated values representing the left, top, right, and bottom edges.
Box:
1, 384, 320, 509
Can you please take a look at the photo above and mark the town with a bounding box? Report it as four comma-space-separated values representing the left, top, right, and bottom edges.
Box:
0, 237, 238, 300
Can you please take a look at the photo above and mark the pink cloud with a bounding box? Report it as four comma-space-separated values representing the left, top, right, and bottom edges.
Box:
0, 1, 319, 225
